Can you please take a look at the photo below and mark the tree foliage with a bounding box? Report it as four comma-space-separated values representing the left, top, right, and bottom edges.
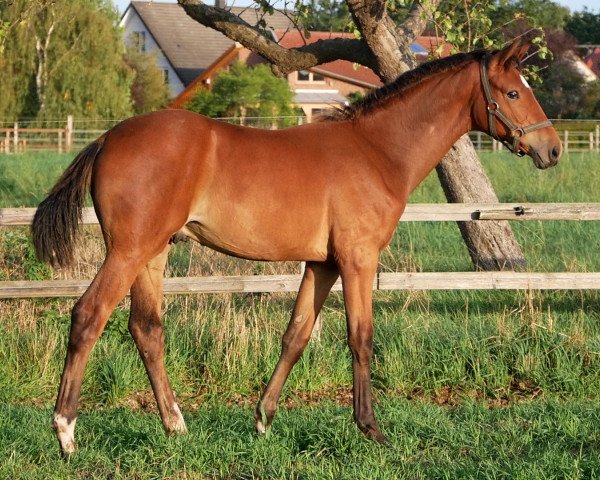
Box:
124, 43, 170, 114
298, 0, 350, 32
185, 62, 297, 125
0, 0, 132, 122
565, 8, 600, 44
535, 61, 588, 118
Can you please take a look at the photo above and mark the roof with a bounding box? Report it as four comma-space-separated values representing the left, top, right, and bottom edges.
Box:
414, 36, 454, 58
275, 30, 383, 88
584, 47, 600, 77
128, 1, 293, 85
273, 31, 453, 88
564, 50, 598, 83
294, 90, 349, 105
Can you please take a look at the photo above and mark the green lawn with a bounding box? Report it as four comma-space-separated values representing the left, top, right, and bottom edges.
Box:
2, 399, 599, 479
1, 151, 600, 477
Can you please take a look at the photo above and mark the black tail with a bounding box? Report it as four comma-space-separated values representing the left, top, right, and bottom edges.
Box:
32, 137, 105, 268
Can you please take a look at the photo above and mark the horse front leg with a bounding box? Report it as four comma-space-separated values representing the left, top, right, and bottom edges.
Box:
255, 261, 339, 434
339, 250, 388, 444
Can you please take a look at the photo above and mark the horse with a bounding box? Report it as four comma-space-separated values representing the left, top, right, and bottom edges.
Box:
32, 39, 561, 454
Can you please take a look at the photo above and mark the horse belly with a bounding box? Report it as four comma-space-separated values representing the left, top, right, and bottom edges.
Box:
181, 208, 330, 262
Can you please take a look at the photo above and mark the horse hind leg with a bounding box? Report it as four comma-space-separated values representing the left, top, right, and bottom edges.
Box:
255, 261, 339, 433
128, 245, 186, 435
53, 251, 147, 454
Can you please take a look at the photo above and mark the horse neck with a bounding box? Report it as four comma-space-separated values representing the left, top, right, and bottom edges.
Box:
358, 61, 479, 195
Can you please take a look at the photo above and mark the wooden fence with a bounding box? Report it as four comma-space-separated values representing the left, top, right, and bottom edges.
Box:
2, 121, 600, 154
2, 203, 600, 299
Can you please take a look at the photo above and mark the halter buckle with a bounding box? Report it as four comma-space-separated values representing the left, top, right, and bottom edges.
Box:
487, 102, 499, 112
512, 127, 525, 138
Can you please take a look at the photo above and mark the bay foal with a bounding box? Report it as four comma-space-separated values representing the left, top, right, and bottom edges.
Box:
32, 39, 561, 453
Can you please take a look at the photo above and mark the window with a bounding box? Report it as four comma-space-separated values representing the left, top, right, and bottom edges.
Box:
163, 69, 169, 84
132, 31, 146, 52
296, 70, 325, 83
297, 70, 310, 81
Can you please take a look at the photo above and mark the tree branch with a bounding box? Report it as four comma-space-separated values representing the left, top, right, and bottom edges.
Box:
345, 0, 397, 81
396, 0, 443, 46
178, 0, 376, 75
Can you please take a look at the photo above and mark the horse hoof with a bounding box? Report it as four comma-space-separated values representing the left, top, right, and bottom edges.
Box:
53, 414, 77, 455
358, 423, 389, 444
165, 404, 188, 435
256, 418, 267, 435
367, 429, 390, 444
255, 401, 272, 436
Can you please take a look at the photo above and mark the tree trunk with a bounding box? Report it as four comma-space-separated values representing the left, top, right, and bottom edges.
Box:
436, 135, 526, 270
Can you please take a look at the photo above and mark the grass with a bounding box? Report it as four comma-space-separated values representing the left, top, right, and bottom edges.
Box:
1, 151, 600, 477
1, 400, 600, 479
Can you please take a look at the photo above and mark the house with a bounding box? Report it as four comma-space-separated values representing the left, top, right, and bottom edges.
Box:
169, 30, 450, 121
564, 49, 598, 83
584, 47, 600, 78
119, 1, 294, 97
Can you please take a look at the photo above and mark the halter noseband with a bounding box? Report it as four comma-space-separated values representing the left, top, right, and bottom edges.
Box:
480, 54, 552, 156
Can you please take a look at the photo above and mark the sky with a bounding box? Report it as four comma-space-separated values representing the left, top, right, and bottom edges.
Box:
113, 0, 600, 15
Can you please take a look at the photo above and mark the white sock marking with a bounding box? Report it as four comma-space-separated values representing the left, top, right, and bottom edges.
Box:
53, 414, 77, 454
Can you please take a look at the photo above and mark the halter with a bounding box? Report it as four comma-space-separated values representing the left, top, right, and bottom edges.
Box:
480, 54, 552, 156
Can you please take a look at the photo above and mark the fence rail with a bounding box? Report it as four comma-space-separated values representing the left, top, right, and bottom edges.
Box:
1, 118, 599, 154
3, 203, 600, 225
1, 203, 600, 298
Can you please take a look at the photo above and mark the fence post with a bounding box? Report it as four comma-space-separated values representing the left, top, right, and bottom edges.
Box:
4, 129, 10, 153
564, 130, 569, 155
12, 122, 18, 152
590, 132, 594, 152
596, 124, 599, 153
66, 115, 73, 152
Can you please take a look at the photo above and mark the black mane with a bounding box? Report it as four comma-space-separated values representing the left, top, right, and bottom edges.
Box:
322, 49, 489, 121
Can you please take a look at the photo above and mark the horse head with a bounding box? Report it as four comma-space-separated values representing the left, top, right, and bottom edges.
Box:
474, 39, 562, 169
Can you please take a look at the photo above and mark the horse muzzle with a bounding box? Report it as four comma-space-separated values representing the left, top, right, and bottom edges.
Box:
528, 141, 562, 169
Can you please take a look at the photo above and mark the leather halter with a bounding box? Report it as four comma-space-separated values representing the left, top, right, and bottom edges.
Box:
480, 54, 552, 156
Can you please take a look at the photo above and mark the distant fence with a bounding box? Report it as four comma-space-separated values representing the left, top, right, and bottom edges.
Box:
1, 117, 599, 154
2, 203, 600, 299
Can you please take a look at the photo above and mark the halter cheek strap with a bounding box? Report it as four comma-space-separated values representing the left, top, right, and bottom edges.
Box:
480, 54, 552, 156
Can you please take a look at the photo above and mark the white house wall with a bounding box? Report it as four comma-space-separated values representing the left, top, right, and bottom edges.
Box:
120, 7, 185, 97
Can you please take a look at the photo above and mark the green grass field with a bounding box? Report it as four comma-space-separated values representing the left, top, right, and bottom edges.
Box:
1, 151, 600, 478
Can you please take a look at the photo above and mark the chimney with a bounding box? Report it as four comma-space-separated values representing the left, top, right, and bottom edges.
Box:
215, 0, 226, 8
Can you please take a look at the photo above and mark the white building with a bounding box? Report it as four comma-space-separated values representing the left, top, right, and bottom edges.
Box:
119, 1, 293, 97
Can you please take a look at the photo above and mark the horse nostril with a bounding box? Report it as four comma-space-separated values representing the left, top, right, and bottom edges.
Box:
550, 145, 561, 162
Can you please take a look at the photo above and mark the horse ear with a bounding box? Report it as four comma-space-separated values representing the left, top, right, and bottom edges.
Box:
493, 39, 531, 70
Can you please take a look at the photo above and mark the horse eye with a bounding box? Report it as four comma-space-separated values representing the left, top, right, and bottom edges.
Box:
507, 90, 520, 100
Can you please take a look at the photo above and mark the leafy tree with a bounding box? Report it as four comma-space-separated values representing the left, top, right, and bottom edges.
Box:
581, 80, 600, 118
186, 62, 297, 126
124, 43, 170, 114
535, 61, 587, 118
0, 0, 132, 122
565, 8, 600, 44
300, 0, 351, 32
491, 0, 570, 32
